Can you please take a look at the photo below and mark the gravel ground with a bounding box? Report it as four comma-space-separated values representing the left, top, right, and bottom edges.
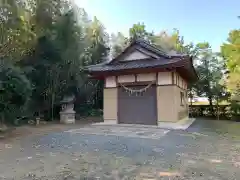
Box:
0, 119, 240, 180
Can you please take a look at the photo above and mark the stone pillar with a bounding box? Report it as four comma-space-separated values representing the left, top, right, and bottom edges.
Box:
60, 103, 76, 124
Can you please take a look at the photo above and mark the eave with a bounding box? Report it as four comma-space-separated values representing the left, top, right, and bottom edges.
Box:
87, 65, 197, 83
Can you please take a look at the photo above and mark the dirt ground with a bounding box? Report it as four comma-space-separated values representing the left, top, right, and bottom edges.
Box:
0, 117, 100, 146
0, 119, 240, 180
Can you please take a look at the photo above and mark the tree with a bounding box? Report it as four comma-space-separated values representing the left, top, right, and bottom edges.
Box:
221, 29, 240, 119
151, 29, 197, 55
0, 0, 70, 61
194, 43, 226, 113
221, 30, 240, 101
22, 3, 109, 118
110, 32, 128, 58
0, 0, 36, 60
0, 0, 112, 123
23, 2, 87, 119
0, 59, 32, 124
83, 16, 110, 109
150, 30, 182, 51
129, 22, 151, 42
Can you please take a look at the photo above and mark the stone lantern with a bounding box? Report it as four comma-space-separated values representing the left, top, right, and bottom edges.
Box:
60, 95, 76, 124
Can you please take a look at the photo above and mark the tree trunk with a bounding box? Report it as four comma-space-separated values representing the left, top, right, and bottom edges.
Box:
208, 96, 214, 116
0, 113, 7, 132
0, 113, 4, 125
51, 92, 55, 121
216, 96, 219, 120
190, 96, 193, 106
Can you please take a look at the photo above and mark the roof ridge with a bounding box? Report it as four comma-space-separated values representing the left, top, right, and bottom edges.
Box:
135, 38, 188, 58
135, 38, 170, 57
106, 38, 188, 66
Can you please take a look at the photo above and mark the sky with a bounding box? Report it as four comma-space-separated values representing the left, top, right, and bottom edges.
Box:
75, 0, 239, 52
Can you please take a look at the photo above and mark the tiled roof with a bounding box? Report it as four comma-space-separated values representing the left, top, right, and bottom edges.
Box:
86, 38, 188, 72
127, 39, 187, 57
85, 38, 197, 82
133, 39, 171, 58
86, 57, 185, 72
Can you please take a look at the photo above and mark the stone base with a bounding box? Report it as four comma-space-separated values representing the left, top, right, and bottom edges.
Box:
158, 117, 196, 130
93, 120, 117, 125
60, 111, 76, 124
92, 118, 196, 130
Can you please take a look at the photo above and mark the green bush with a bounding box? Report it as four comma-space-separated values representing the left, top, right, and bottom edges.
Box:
0, 60, 32, 124
231, 100, 240, 121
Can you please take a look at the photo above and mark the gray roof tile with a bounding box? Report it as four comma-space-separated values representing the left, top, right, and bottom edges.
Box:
86, 57, 184, 72
85, 38, 192, 74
